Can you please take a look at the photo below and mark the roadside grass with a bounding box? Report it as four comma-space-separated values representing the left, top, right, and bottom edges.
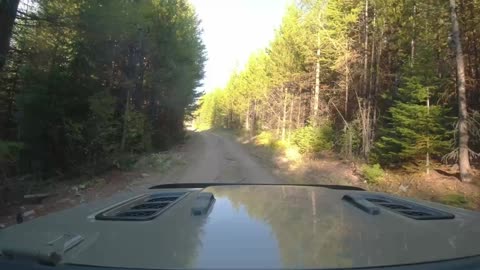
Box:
360, 164, 385, 184
227, 129, 480, 211
436, 193, 473, 208
133, 152, 182, 173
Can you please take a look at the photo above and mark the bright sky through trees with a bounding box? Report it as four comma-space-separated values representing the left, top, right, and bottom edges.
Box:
190, 0, 289, 92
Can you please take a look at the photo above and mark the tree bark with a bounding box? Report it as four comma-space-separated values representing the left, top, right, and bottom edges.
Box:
245, 100, 250, 131
0, 0, 20, 71
411, 3, 416, 67
296, 95, 302, 129
282, 88, 288, 141
373, 28, 383, 136
120, 89, 130, 151
359, 0, 371, 159
134, 28, 145, 110
288, 95, 294, 141
363, 0, 369, 96
426, 91, 430, 175
249, 99, 257, 137
449, 0, 472, 182
313, 47, 320, 123
345, 40, 350, 119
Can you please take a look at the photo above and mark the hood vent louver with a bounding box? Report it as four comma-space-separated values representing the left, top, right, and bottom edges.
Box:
343, 194, 454, 220
95, 192, 188, 221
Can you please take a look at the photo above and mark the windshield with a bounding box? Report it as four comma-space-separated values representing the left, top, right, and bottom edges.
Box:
0, 0, 479, 269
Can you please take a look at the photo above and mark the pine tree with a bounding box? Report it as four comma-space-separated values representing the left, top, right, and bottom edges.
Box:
375, 75, 454, 167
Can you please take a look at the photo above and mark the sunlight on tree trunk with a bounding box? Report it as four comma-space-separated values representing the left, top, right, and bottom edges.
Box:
282, 88, 288, 141
450, 0, 471, 182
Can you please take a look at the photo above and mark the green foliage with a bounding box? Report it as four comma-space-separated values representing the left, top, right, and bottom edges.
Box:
256, 131, 276, 146
438, 194, 471, 208
0, 140, 23, 177
134, 152, 177, 173
374, 75, 454, 165
125, 110, 148, 152
360, 164, 385, 184
336, 121, 362, 158
192, 0, 464, 173
271, 140, 289, 151
194, 89, 228, 130
5, 0, 205, 176
291, 125, 334, 154
0, 140, 23, 162
112, 154, 139, 171
84, 91, 119, 158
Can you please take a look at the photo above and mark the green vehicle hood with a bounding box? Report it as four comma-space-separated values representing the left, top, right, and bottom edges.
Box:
1, 185, 480, 269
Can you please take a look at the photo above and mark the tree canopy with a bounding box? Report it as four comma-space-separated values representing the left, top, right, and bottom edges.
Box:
0, 0, 205, 177
196, 0, 480, 180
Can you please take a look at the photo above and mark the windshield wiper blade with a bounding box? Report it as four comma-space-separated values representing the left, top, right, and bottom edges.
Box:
149, 183, 365, 191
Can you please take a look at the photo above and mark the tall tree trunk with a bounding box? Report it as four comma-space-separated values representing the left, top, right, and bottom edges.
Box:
426, 90, 430, 175
134, 28, 145, 110
250, 99, 257, 137
359, 0, 371, 159
109, 42, 117, 90
373, 28, 383, 136
121, 45, 136, 151
0, 0, 19, 71
288, 95, 294, 141
363, 0, 369, 96
450, 0, 471, 182
411, 4, 416, 67
296, 95, 302, 129
345, 40, 350, 119
120, 89, 130, 151
366, 12, 376, 153
245, 100, 250, 132
282, 88, 288, 141
313, 46, 320, 122
469, 1, 480, 90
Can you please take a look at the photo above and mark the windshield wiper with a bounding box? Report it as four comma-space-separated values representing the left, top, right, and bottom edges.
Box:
149, 183, 365, 191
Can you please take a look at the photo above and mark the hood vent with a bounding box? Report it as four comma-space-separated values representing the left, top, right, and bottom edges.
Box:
343, 194, 454, 220
95, 192, 188, 221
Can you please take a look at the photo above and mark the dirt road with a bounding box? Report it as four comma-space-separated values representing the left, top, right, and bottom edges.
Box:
3, 131, 479, 228
157, 131, 280, 184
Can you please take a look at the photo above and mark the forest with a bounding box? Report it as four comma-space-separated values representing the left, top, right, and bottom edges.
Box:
0, 0, 205, 180
196, 0, 480, 182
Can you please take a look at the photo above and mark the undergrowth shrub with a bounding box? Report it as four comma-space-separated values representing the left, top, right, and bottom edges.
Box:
134, 152, 174, 172
291, 125, 334, 154
256, 131, 275, 146
438, 194, 471, 208
360, 163, 385, 184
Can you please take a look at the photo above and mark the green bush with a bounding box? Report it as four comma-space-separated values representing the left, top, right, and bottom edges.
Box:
0, 140, 23, 162
255, 131, 287, 151
134, 152, 174, 172
438, 194, 471, 208
360, 163, 385, 184
291, 125, 334, 154
271, 140, 288, 151
256, 131, 275, 146
112, 154, 139, 171
126, 110, 149, 152
335, 121, 362, 158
